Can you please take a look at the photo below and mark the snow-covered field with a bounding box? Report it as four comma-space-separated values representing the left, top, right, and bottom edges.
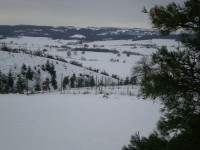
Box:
0, 93, 161, 150
0, 36, 178, 78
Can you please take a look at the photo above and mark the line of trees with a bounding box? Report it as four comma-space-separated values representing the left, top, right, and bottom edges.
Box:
1, 59, 135, 94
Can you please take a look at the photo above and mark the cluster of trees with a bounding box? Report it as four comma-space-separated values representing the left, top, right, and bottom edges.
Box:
0, 70, 14, 93
123, 76, 137, 86
0, 64, 35, 94
123, 0, 200, 149
0, 59, 58, 94
62, 73, 96, 89
41, 60, 57, 90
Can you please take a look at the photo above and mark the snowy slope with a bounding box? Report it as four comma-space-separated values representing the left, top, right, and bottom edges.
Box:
0, 51, 117, 89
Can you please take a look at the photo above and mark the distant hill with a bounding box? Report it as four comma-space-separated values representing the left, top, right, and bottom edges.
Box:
0, 25, 179, 41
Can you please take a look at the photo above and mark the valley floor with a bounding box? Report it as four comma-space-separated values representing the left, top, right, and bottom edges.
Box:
0, 92, 160, 150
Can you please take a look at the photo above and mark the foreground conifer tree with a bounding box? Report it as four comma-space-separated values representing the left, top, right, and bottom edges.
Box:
123, 0, 200, 149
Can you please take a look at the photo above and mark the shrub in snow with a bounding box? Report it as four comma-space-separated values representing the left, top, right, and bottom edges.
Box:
103, 93, 109, 98
100, 71, 109, 76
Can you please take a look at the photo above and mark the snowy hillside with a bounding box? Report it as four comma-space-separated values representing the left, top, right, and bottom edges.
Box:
0, 50, 117, 90
0, 36, 179, 78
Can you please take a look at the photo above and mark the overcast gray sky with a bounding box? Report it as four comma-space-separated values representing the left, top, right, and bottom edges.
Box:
0, 0, 184, 28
